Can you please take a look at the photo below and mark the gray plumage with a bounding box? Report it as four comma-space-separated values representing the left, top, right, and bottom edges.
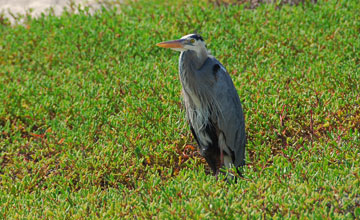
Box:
157, 34, 246, 175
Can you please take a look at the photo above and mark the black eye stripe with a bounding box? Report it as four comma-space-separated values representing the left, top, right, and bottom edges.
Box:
189, 34, 204, 41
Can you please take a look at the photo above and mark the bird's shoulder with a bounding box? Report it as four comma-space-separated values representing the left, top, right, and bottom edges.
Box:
196, 56, 228, 81
203, 56, 224, 71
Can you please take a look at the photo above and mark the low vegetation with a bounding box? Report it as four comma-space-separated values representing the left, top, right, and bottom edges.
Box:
0, 0, 359, 218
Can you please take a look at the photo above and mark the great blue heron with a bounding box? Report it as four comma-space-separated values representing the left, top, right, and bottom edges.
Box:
157, 34, 246, 176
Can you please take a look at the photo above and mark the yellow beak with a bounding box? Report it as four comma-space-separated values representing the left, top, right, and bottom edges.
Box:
156, 39, 184, 49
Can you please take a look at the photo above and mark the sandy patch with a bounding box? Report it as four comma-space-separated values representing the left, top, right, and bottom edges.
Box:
0, 0, 120, 23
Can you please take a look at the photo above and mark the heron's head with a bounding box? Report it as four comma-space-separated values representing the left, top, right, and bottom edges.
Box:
156, 34, 206, 53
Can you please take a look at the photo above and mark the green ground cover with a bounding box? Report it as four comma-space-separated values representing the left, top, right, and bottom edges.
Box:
0, 0, 359, 218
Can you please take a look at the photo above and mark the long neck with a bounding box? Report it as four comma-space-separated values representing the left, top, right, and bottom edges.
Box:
179, 46, 209, 84
181, 46, 208, 70
178, 47, 217, 130
179, 51, 201, 89
178, 47, 211, 110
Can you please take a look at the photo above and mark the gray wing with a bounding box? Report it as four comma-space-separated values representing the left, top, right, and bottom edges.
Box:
199, 56, 246, 167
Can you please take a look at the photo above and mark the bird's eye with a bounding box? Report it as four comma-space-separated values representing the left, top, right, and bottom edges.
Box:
190, 39, 195, 44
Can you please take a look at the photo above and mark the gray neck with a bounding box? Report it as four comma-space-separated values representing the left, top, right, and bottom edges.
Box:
179, 50, 205, 91
179, 47, 215, 111
178, 48, 220, 130
180, 47, 208, 70
179, 47, 209, 85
